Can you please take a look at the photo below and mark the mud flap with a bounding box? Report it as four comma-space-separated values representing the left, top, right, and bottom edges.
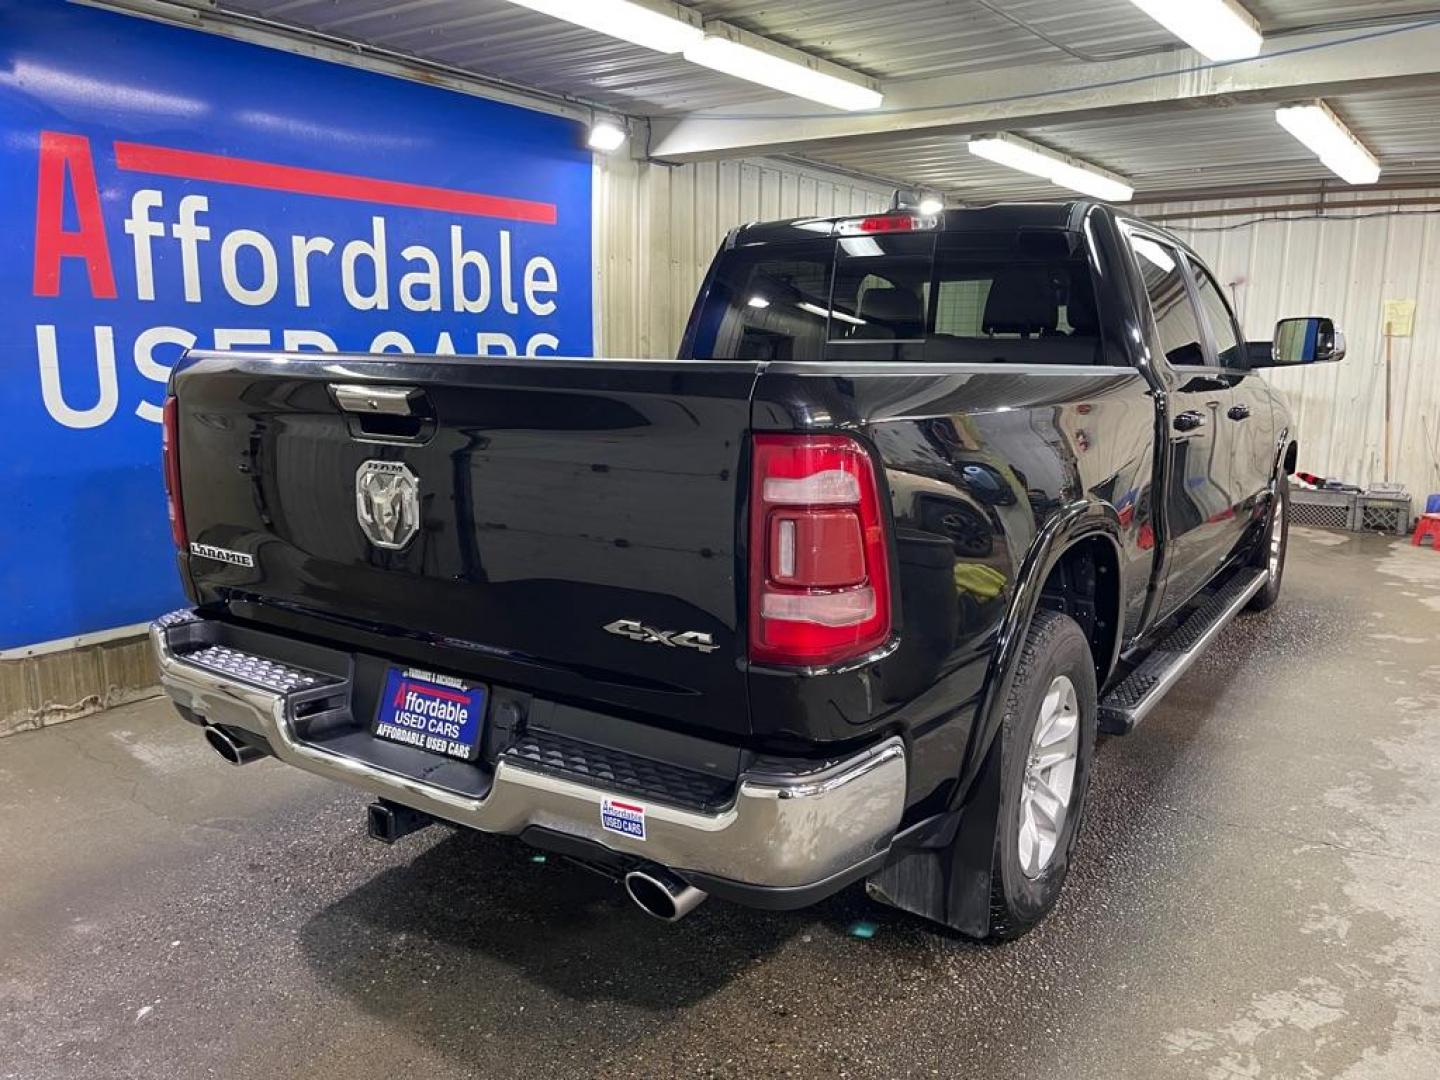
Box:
864, 734, 1004, 937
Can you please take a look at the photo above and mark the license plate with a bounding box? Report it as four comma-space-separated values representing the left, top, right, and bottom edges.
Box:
373, 666, 486, 762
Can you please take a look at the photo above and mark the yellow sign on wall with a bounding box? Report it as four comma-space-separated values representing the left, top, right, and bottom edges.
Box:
1383, 298, 1416, 337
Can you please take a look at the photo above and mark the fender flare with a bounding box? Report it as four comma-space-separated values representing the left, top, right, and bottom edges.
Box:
869, 500, 1127, 935
1243, 427, 1293, 561
1271, 424, 1295, 479
949, 498, 1126, 812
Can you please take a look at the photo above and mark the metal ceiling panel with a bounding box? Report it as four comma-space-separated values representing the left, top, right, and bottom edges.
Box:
229, 0, 768, 114
174, 0, 1440, 197
214, 1, 1440, 117
797, 87, 1440, 200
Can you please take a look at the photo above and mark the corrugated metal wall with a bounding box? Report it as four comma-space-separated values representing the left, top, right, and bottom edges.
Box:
599, 172, 1440, 510
595, 154, 891, 359
1156, 190, 1440, 510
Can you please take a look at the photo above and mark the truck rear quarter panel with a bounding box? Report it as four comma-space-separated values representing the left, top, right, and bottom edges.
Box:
749, 363, 1156, 814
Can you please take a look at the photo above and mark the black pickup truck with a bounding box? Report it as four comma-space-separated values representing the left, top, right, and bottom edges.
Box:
151, 200, 1344, 938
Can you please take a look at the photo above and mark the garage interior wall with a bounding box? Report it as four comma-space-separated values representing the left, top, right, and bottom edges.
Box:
596, 163, 1440, 506
1151, 190, 1440, 506
595, 153, 891, 360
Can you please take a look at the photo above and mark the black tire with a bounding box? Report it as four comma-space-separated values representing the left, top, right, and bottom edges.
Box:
1247, 475, 1289, 612
981, 609, 1097, 942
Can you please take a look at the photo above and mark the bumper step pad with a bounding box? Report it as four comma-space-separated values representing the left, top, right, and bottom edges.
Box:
182, 645, 337, 695
503, 730, 734, 813
1099, 568, 1267, 735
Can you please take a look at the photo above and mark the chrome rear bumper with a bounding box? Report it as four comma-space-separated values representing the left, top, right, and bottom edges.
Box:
151, 613, 906, 890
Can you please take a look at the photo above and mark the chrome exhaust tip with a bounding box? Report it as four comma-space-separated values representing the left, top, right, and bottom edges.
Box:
623, 866, 707, 922
203, 725, 266, 766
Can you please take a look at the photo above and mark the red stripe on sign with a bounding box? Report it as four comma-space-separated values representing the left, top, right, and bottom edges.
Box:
395, 680, 472, 706
411, 683, 472, 705
113, 141, 557, 225
610, 801, 644, 813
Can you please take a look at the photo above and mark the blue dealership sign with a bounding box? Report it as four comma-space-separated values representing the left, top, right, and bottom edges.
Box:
0, 0, 593, 649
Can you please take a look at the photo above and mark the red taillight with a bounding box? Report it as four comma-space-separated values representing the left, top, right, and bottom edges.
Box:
162, 395, 187, 550
748, 434, 892, 667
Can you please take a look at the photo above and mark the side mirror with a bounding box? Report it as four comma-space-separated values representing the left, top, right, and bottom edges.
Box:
1260, 317, 1346, 366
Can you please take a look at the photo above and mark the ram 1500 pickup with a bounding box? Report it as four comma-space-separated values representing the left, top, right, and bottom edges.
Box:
151, 200, 1345, 938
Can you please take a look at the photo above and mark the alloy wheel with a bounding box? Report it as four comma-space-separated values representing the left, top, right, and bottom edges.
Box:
1018, 674, 1080, 878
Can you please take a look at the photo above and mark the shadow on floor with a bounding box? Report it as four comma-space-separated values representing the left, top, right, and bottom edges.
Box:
297, 826, 894, 1012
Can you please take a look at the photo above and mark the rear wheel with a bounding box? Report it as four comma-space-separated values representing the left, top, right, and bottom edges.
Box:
1247, 475, 1289, 611
981, 609, 1097, 941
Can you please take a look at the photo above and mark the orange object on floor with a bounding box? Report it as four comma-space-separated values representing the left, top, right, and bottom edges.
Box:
1413, 515, 1440, 548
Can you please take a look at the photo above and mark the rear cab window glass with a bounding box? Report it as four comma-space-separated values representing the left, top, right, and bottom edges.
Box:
687, 242, 833, 362
829, 234, 933, 342
927, 231, 1102, 365
687, 224, 1110, 366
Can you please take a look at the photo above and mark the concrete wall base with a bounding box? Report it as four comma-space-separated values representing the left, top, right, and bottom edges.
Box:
1, 635, 160, 739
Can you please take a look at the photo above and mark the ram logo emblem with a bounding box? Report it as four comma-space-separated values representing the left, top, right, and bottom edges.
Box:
603, 618, 719, 654
355, 460, 420, 550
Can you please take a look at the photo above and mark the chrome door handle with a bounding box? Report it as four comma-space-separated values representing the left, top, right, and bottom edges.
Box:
1173, 410, 1206, 432
330, 384, 423, 416
1227, 404, 1251, 421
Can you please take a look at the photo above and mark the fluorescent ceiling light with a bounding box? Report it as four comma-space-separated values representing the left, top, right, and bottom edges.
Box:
968, 133, 1135, 202
1125, 0, 1263, 61
839, 237, 885, 257
502, 0, 702, 54
916, 195, 945, 216
587, 119, 627, 152
503, 2, 882, 110
1047, 161, 1134, 202
1131, 236, 1176, 273
747, 295, 771, 308
684, 22, 883, 111
1275, 100, 1381, 185
798, 301, 866, 325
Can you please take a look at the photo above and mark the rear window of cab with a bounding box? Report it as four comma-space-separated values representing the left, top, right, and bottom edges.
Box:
687, 228, 1114, 366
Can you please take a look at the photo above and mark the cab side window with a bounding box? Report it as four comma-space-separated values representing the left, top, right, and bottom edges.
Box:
1187, 259, 1245, 369
1128, 234, 1206, 367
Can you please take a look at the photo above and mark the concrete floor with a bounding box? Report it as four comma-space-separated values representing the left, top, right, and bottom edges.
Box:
3, 529, 1439, 1080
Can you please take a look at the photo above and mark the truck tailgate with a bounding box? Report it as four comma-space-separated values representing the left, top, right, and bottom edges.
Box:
173, 351, 759, 736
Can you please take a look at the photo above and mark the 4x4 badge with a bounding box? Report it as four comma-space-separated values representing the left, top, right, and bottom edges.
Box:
603, 619, 719, 654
